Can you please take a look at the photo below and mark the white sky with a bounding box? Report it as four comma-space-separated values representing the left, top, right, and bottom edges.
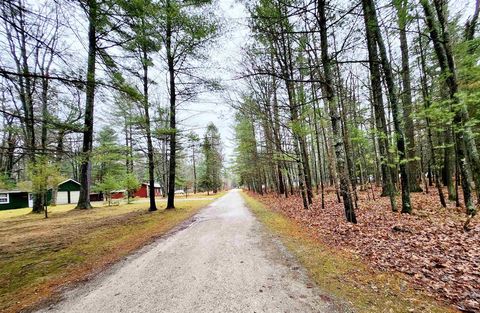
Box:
177, 0, 250, 165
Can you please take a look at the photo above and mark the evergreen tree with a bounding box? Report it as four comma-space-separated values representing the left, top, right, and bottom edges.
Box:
160, 0, 220, 209
117, 0, 162, 211
200, 123, 222, 194
123, 173, 140, 203
93, 126, 125, 184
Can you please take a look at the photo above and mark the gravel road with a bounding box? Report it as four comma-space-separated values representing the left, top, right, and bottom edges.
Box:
39, 189, 343, 313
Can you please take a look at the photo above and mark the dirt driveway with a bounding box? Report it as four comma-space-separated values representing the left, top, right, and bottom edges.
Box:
38, 189, 340, 313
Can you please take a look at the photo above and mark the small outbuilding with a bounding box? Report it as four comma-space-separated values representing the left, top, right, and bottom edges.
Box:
0, 190, 31, 210
111, 190, 126, 199
56, 179, 81, 204
134, 183, 162, 198
89, 192, 104, 202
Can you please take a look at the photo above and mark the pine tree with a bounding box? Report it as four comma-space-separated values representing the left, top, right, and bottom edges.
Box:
200, 123, 222, 194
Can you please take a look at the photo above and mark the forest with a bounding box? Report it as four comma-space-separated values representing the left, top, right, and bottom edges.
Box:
0, 0, 224, 214
232, 0, 480, 310
1, 0, 480, 312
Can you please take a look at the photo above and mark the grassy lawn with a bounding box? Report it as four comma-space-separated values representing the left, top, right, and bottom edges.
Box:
241, 192, 458, 313
0, 203, 78, 219
0, 192, 223, 220
0, 192, 225, 313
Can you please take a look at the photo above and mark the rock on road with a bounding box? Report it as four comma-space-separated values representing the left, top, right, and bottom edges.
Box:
40, 190, 342, 313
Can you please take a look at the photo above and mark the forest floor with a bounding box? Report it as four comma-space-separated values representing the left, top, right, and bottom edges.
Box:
0, 193, 224, 313
245, 187, 479, 313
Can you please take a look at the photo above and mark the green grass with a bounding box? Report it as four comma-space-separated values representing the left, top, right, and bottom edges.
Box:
241, 192, 457, 313
0, 193, 224, 313
0, 192, 225, 220
0, 203, 77, 219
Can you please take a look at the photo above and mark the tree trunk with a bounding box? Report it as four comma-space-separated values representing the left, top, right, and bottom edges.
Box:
143, 42, 157, 212
166, 0, 176, 210
395, 0, 422, 192
75, 0, 97, 210
273, 7, 309, 208
421, 0, 476, 218
365, 0, 412, 213
268, 52, 286, 196
312, 99, 326, 209
443, 128, 456, 200
285, 38, 312, 206
286, 83, 309, 209
361, 0, 397, 212
318, 0, 356, 222
416, 17, 447, 207
193, 148, 197, 194
7, 1, 43, 213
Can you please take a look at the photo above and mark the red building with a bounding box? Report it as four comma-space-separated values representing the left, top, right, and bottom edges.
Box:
111, 190, 126, 199
90, 193, 103, 202
134, 183, 162, 198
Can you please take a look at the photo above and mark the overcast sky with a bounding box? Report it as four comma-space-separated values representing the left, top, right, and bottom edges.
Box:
176, 0, 250, 165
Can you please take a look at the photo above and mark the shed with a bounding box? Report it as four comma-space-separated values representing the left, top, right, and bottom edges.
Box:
0, 190, 30, 210
89, 193, 104, 202
134, 183, 162, 198
111, 190, 126, 199
1, 189, 54, 210
57, 179, 81, 204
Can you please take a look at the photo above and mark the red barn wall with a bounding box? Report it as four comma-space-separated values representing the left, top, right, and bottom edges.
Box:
133, 184, 161, 198
111, 192, 124, 199
134, 185, 147, 198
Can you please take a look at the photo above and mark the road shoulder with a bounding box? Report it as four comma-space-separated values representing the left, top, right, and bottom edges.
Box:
241, 191, 457, 313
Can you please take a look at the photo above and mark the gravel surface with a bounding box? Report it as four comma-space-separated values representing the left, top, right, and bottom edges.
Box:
39, 189, 342, 313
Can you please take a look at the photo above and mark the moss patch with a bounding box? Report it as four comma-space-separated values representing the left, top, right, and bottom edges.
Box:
241, 192, 458, 313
